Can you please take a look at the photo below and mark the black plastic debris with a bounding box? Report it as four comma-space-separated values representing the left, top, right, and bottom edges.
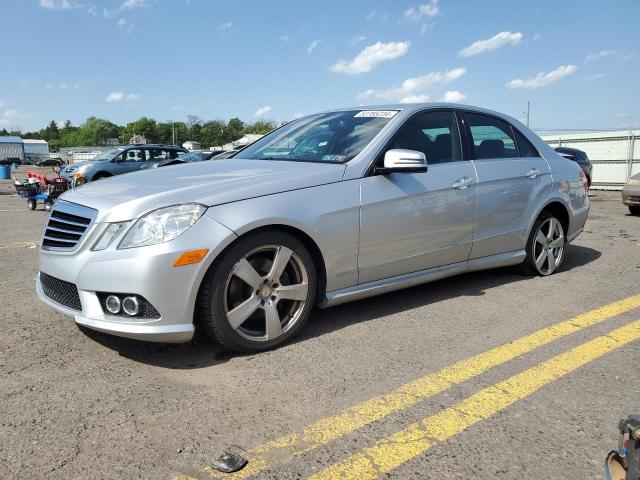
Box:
209, 450, 248, 473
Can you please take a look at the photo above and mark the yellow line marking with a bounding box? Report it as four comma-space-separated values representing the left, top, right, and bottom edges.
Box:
175, 294, 640, 480
310, 320, 640, 480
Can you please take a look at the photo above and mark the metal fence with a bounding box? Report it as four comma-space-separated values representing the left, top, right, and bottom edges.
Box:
542, 130, 639, 190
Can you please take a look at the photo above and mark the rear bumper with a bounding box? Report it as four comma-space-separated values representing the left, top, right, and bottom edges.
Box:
622, 186, 640, 206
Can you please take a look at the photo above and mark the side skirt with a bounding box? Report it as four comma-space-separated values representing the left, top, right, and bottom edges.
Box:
319, 250, 525, 308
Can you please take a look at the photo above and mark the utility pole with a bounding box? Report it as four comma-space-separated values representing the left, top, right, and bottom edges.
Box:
526, 101, 531, 127
172, 121, 176, 145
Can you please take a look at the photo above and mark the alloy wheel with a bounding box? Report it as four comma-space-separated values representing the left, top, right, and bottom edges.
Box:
223, 245, 309, 342
533, 217, 565, 275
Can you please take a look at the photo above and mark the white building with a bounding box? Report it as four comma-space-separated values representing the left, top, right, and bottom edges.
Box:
182, 140, 201, 151
217, 134, 263, 151
0, 136, 24, 161
542, 130, 639, 190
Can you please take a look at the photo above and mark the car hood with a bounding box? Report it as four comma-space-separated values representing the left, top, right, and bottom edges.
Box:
59, 159, 346, 222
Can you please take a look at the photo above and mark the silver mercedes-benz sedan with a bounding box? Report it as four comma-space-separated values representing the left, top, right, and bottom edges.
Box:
36, 104, 590, 352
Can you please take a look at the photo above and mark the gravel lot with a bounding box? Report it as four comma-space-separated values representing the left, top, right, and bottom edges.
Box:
1, 178, 639, 479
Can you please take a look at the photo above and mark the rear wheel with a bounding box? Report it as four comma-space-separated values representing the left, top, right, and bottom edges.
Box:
44, 199, 53, 211
27, 199, 36, 210
198, 231, 317, 353
629, 206, 640, 216
521, 212, 566, 276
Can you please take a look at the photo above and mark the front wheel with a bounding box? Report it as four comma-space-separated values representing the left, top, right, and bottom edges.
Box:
44, 199, 53, 211
197, 231, 317, 353
521, 212, 566, 276
27, 199, 37, 210
629, 206, 640, 216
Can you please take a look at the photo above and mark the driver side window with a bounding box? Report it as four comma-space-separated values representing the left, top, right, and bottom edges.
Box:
389, 111, 462, 165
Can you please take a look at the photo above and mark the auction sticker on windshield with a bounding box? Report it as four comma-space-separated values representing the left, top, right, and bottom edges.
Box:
354, 110, 399, 118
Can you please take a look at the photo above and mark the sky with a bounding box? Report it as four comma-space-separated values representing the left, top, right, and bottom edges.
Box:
0, 0, 638, 133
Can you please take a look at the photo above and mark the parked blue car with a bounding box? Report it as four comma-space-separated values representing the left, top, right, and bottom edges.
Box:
61, 144, 188, 184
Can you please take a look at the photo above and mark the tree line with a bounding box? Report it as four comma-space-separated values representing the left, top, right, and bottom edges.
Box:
0, 115, 277, 151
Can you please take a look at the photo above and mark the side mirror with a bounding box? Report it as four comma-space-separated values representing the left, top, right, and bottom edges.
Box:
376, 149, 428, 174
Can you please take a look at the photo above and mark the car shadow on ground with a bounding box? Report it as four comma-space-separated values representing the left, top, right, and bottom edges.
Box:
82, 245, 601, 368
295, 244, 602, 344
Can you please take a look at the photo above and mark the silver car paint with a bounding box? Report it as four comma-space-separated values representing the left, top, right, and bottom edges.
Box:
37, 103, 589, 343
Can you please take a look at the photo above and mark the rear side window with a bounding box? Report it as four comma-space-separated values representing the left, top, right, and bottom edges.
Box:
513, 128, 540, 158
464, 112, 517, 159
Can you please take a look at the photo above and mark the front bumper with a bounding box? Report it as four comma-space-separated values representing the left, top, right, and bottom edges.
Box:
37, 212, 237, 343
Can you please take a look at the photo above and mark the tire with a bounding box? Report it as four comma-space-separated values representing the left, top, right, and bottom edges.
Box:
629, 206, 640, 216
44, 199, 53, 212
27, 199, 37, 210
197, 230, 317, 353
92, 173, 111, 181
520, 211, 566, 276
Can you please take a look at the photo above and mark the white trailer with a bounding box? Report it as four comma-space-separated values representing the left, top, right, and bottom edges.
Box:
542, 130, 639, 190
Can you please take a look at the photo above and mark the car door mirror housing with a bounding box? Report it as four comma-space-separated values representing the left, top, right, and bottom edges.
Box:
377, 149, 428, 174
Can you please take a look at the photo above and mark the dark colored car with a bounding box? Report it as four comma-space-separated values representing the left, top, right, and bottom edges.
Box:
555, 147, 593, 187
0, 157, 22, 166
36, 157, 64, 167
152, 150, 222, 168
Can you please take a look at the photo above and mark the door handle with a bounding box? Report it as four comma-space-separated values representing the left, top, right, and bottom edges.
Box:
452, 177, 473, 189
527, 168, 540, 179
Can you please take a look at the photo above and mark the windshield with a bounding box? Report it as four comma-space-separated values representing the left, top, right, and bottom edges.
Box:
92, 148, 124, 161
179, 151, 206, 162
237, 110, 398, 163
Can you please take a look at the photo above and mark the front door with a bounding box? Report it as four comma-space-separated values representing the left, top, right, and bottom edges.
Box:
358, 110, 477, 284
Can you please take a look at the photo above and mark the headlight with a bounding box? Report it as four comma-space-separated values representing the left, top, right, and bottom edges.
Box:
92, 222, 129, 251
78, 163, 93, 172
118, 204, 207, 249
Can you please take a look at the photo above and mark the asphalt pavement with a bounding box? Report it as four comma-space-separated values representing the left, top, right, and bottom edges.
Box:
1, 186, 639, 480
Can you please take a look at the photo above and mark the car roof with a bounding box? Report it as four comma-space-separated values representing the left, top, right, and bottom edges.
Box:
124, 144, 185, 148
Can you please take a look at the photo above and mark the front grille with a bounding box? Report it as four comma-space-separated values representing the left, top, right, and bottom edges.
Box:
42, 201, 97, 251
40, 272, 82, 311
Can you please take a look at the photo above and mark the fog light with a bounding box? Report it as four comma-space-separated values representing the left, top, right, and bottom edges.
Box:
122, 296, 140, 316
105, 295, 121, 314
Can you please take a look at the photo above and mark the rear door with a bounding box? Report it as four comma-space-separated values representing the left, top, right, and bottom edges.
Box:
358, 110, 477, 284
461, 112, 551, 258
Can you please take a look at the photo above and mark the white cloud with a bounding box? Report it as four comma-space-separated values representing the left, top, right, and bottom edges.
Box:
0, 101, 4, 108
347, 35, 366, 47
120, 0, 148, 10
46, 81, 86, 90
39, 0, 78, 10
459, 31, 522, 58
279, 34, 291, 42
220, 21, 232, 30
117, 18, 126, 27
0, 109, 34, 125
400, 94, 430, 104
106, 91, 140, 102
581, 73, 605, 82
329, 41, 410, 75
254, 105, 272, 117
106, 91, 124, 102
404, 0, 439, 22
506, 65, 577, 90
584, 50, 615, 62
440, 90, 466, 102
358, 67, 466, 101
307, 39, 321, 53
